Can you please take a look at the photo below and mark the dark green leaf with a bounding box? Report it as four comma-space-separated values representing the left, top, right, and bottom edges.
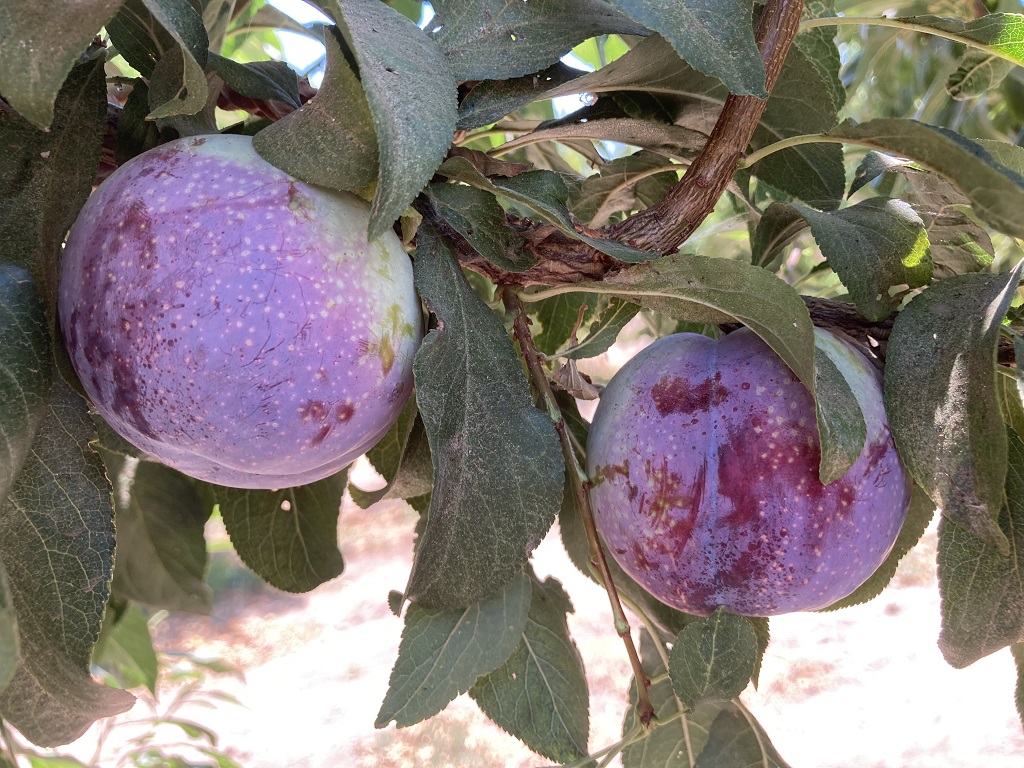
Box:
349, 396, 434, 508
0, 0, 120, 129
560, 297, 640, 360
885, 262, 1023, 553
114, 81, 167, 165
469, 576, 589, 762
97, 450, 212, 615
750, 202, 807, 269
812, 330, 867, 484
827, 119, 1024, 240
405, 226, 563, 608
437, 158, 656, 263
824, 482, 935, 611
849, 150, 911, 197
0, 58, 107, 310
375, 571, 531, 727
92, 603, 159, 694
0, 266, 50, 504
252, 28, 378, 193
608, 0, 766, 96
240, 3, 326, 39
429, 0, 647, 81
669, 608, 757, 709
937, 429, 1024, 668
324, 0, 458, 239
208, 54, 301, 108
795, 3, 844, 113
568, 151, 678, 229
693, 705, 791, 768
793, 198, 933, 322
213, 472, 347, 593
549, 254, 816, 392
0, 561, 16, 694
457, 61, 587, 130
902, 169, 994, 278
139, 0, 211, 119
533, 293, 591, 356
0, 375, 134, 747
425, 184, 537, 273
107, 0, 165, 76
997, 367, 1024, 438
748, 42, 845, 209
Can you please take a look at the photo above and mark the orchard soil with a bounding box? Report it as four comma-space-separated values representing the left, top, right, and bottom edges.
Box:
59, 329, 1024, 767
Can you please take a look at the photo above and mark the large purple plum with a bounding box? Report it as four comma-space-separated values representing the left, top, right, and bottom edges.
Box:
60, 135, 421, 489
586, 328, 910, 616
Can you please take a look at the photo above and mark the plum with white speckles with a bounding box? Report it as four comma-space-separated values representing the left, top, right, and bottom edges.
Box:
586, 328, 910, 616
60, 135, 421, 489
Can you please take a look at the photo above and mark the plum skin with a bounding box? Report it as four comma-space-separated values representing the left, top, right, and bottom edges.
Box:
586, 328, 911, 617
59, 135, 421, 489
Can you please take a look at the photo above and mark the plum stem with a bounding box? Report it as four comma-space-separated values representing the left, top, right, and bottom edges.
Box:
502, 288, 656, 729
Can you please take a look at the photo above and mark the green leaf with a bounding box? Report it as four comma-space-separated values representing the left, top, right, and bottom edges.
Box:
0, 0, 120, 129
92, 603, 159, 694
693, 705, 791, 768
97, 450, 213, 615
0, 266, 51, 505
114, 80, 167, 165
947, 49, 1015, 100
997, 367, 1024, 438
560, 297, 640, 360
849, 150, 911, 196
0, 561, 17, 695
436, 158, 656, 263
827, 119, 1024, 240
324, 0, 458, 240
349, 396, 434, 508
428, 0, 648, 81
668, 608, 757, 710
107, 0, 167, 76
207, 54, 301, 108
884, 262, 1024, 554
793, 198, 933, 322
252, 28, 378, 193
0, 58, 107, 310
497, 118, 707, 165
811, 330, 867, 484
457, 61, 587, 130
978, 139, 1024, 176
824, 482, 935, 611
469, 576, 589, 763
902, 169, 994, 278
405, 226, 564, 608
550, 254, 816, 392
0, 375, 135, 747
937, 429, 1024, 668
375, 571, 531, 728
425, 183, 537, 273
608, 0, 766, 97
139, 0, 211, 119
568, 151, 678, 229
902, 13, 1024, 67
213, 472, 347, 593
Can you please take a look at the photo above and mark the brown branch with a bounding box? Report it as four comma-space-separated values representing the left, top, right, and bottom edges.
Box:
608, 0, 805, 252
503, 289, 656, 728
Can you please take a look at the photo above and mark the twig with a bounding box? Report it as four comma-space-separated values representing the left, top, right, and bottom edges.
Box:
501, 289, 656, 728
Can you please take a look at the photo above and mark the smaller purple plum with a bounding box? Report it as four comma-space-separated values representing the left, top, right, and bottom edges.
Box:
59, 135, 421, 489
586, 328, 910, 616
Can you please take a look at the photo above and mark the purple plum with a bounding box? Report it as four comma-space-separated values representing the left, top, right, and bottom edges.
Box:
60, 135, 421, 489
586, 328, 910, 616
